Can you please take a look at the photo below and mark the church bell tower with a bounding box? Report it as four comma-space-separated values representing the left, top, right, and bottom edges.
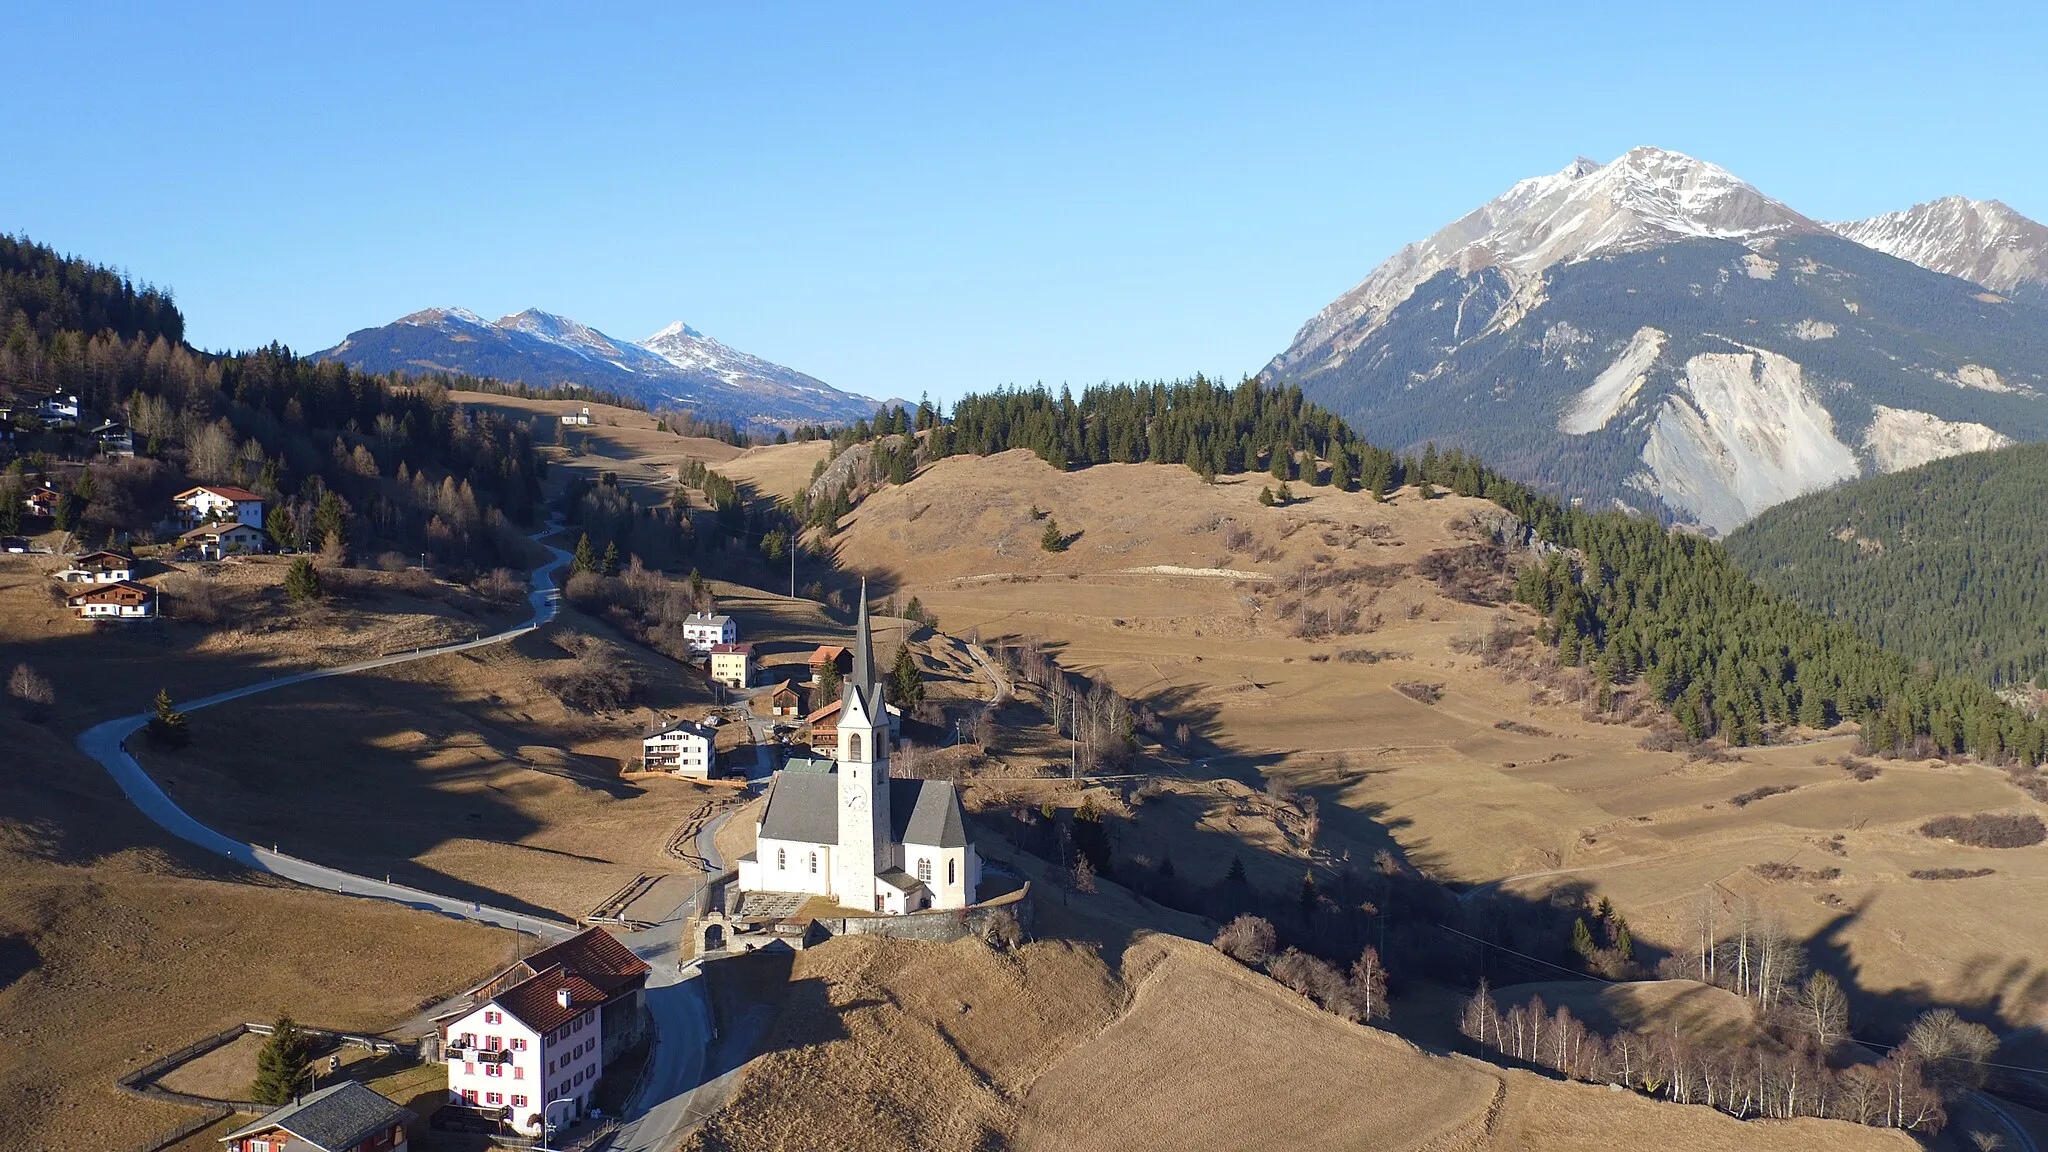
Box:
834, 582, 893, 909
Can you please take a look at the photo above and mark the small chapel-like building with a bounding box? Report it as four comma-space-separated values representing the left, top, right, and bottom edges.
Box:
736, 586, 980, 914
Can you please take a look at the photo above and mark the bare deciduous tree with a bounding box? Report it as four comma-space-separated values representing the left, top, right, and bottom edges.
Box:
1213, 915, 1277, 966
9, 663, 55, 722
1796, 970, 1850, 1052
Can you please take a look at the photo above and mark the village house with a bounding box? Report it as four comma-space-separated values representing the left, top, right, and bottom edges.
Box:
738, 587, 980, 915
761, 682, 805, 719
642, 718, 716, 778
68, 580, 154, 619
23, 484, 60, 520
0, 536, 29, 554
219, 1081, 414, 1152
93, 419, 134, 456
803, 695, 901, 753
681, 612, 736, 653
441, 928, 650, 1137
560, 406, 593, 426
36, 393, 81, 427
174, 484, 267, 528
709, 641, 754, 690
181, 521, 269, 559
807, 644, 850, 685
56, 550, 135, 583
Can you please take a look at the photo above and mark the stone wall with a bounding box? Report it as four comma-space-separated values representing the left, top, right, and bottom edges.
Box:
812, 883, 1033, 944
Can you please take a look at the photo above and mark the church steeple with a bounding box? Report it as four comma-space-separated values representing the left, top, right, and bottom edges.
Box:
848, 578, 879, 705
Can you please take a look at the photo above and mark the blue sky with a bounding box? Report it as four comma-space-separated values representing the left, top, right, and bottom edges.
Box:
6, 2, 2046, 403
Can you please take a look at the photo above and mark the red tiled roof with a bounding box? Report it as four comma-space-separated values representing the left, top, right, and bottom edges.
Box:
521, 926, 651, 992
175, 484, 263, 502
808, 645, 847, 664
805, 700, 843, 725
492, 964, 611, 1035
709, 642, 754, 656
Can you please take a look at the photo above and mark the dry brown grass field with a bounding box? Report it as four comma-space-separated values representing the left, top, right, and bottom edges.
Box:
0, 714, 515, 1152
448, 390, 743, 508
718, 439, 834, 502
829, 450, 2048, 1044
689, 928, 1912, 1152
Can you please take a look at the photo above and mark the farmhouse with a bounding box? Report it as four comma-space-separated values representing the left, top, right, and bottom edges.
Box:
643, 718, 716, 778
738, 588, 980, 915
219, 1081, 414, 1152
23, 484, 59, 519
762, 682, 804, 718
808, 644, 850, 684
803, 695, 901, 753
67, 580, 154, 619
93, 419, 134, 456
174, 484, 267, 528
441, 927, 650, 1136
55, 550, 135, 583
681, 612, 736, 653
36, 392, 81, 427
561, 406, 593, 426
708, 641, 754, 689
180, 521, 269, 559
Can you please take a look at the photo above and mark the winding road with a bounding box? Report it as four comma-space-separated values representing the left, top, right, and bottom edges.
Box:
73, 524, 730, 1151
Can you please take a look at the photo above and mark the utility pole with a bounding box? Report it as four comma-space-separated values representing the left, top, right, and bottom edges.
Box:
790, 532, 796, 599
1070, 693, 1078, 781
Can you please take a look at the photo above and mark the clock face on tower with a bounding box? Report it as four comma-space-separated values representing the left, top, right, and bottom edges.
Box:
845, 786, 866, 812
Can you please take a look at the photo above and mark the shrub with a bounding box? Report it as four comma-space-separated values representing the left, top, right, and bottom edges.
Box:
1493, 720, 1549, 736
8, 663, 54, 723
1920, 813, 2046, 848
1336, 648, 1399, 664
1213, 915, 1277, 966
475, 567, 527, 603
283, 557, 322, 602
981, 908, 1023, 951
1909, 867, 1995, 880
1840, 756, 1882, 781
1728, 784, 1798, 808
1750, 862, 1841, 883
1393, 681, 1443, 705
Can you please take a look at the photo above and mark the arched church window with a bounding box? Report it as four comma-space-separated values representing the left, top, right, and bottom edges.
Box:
948, 858, 957, 885
916, 857, 931, 883
849, 733, 863, 761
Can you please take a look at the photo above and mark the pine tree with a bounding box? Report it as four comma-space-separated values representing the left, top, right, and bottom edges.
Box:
1572, 916, 1596, 958
1041, 517, 1067, 552
600, 541, 621, 577
1299, 871, 1320, 920
573, 533, 597, 575
250, 1016, 313, 1105
1276, 482, 1293, 505
891, 643, 926, 707
1259, 486, 1274, 507
817, 662, 842, 703
284, 557, 322, 602
1225, 856, 1248, 886
147, 689, 188, 749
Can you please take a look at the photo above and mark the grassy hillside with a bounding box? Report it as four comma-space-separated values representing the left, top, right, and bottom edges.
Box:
1727, 441, 2048, 687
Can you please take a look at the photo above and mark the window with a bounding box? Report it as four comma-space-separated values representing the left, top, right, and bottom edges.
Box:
487, 1092, 503, 1105
462, 1089, 478, 1105
485, 1064, 503, 1078
512, 1095, 528, 1108
513, 1067, 524, 1080
463, 1063, 474, 1076
849, 733, 863, 761
916, 857, 931, 883
484, 1010, 502, 1025
810, 851, 818, 873
511, 1037, 527, 1051
777, 846, 786, 870
584, 1010, 594, 1024
485, 1035, 501, 1050
949, 858, 957, 885
462, 1032, 478, 1047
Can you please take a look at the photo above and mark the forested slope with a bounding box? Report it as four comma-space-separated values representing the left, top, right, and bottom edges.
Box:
1726, 441, 2048, 687
924, 378, 2048, 763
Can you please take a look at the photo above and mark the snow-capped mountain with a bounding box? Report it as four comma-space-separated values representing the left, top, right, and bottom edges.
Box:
319, 309, 880, 429
1828, 197, 2048, 305
1266, 148, 2048, 534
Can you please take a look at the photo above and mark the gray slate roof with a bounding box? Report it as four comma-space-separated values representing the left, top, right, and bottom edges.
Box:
756, 772, 841, 845
891, 778, 968, 848
755, 773, 968, 851
222, 1081, 413, 1151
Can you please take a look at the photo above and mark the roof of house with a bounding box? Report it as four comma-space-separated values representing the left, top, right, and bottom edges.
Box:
179, 522, 266, 542
685, 612, 733, 627
808, 644, 848, 664
175, 484, 264, 502
73, 550, 133, 567
766, 683, 801, 699
782, 755, 837, 775
892, 779, 969, 848
67, 580, 150, 604
805, 700, 843, 725
877, 868, 925, 894
647, 718, 713, 740
754, 774, 968, 850
709, 642, 754, 656
489, 963, 610, 1035
519, 925, 651, 995
220, 1081, 414, 1151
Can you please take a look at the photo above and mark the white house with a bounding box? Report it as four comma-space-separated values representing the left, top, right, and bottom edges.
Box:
737, 586, 980, 915
37, 393, 80, 426
441, 928, 649, 1137
561, 407, 593, 426
68, 580, 154, 619
180, 522, 268, 560
642, 719, 716, 778
681, 613, 736, 653
173, 484, 266, 529
56, 550, 134, 583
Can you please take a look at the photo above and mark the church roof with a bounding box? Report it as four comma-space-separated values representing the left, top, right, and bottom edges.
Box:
844, 581, 888, 720
757, 772, 841, 845
891, 779, 969, 849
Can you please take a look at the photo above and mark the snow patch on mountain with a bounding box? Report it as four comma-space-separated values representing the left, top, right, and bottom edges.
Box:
1271, 147, 1821, 378
1863, 405, 2014, 472
1829, 197, 2048, 297
1635, 346, 1858, 534
1560, 327, 1665, 434
1788, 320, 1837, 341
1950, 364, 2016, 393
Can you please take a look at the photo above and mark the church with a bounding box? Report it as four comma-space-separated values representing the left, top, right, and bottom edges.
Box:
736, 587, 981, 914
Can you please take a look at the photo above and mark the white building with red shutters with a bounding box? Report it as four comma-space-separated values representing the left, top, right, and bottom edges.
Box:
173, 484, 267, 528
438, 928, 650, 1136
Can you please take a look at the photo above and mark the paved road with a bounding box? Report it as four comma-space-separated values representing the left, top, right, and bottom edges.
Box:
1974, 1090, 2043, 1152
